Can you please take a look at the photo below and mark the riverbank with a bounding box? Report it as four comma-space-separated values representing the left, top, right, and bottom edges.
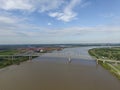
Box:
0, 49, 37, 69
0, 47, 64, 69
0, 49, 37, 68
88, 47, 120, 80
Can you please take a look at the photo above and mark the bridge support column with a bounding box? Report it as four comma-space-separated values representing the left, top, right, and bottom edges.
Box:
29, 56, 32, 60
103, 60, 105, 63
12, 56, 14, 61
11, 56, 14, 64
96, 59, 98, 64
29, 56, 30, 60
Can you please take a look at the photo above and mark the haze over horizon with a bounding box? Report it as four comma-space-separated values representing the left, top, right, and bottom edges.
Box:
0, 0, 120, 44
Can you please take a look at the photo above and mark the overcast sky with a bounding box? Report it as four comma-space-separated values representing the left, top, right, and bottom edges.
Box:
0, 0, 120, 44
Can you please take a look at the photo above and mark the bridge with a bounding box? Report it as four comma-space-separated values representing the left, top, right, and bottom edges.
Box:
0, 53, 120, 66
1, 52, 120, 64
0, 52, 94, 61
0, 55, 40, 61
96, 59, 120, 64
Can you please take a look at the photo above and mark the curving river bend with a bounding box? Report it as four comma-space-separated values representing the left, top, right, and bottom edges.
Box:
0, 47, 120, 90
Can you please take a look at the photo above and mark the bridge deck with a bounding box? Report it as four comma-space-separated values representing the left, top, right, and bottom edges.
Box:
0, 53, 94, 60
97, 59, 120, 63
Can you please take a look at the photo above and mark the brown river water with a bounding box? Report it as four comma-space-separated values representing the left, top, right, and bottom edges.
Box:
0, 47, 120, 90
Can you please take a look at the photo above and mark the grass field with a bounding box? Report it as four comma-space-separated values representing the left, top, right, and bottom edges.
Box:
0, 50, 19, 55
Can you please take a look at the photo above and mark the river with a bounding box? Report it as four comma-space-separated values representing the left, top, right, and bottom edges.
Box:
0, 47, 120, 90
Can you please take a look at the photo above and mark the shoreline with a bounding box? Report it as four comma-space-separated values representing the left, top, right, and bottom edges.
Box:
88, 48, 120, 80
0, 47, 64, 69
0, 56, 38, 69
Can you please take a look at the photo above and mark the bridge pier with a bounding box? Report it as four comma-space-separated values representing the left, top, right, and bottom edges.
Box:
103, 60, 105, 63
11, 56, 15, 64
12, 56, 14, 61
96, 59, 99, 64
29, 56, 32, 60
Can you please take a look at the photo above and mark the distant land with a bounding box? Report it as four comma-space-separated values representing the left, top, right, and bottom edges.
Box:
0, 43, 120, 50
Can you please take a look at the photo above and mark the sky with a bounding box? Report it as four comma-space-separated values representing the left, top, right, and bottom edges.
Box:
0, 0, 120, 44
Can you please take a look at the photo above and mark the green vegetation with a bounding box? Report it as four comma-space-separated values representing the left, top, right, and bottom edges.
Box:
0, 49, 37, 69
114, 64, 120, 70
0, 56, 37, 69
98, 61, 120, 79
0, 49, 19, 55
88, 47, 120, 80
88, 47, 120, 60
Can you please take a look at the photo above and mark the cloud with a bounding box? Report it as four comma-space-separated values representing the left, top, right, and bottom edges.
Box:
0, 0, 82, 22
0, 0, 64, 12
0, 16, 16, 24
0, 18, 120, 44
45, 26, 120, 37
1, 22, 120, 37
0, 15, 28, 24
0, 0, 119, 44
36, 0, 64, 12
0, 0, 33, 11
48, 22, 52, 26
49, 0, 81, 22
80, 1, 91, 8
100, 13, 114, 18
0, 13, 119, 38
